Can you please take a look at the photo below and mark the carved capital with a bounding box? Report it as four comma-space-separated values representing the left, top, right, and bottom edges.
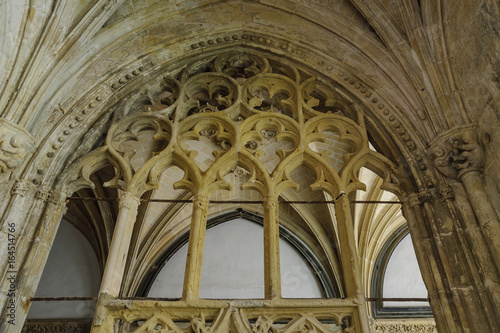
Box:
263, 195, 279, 211
193, 193, 209, 209
118, 191, 140, 209
407, 190, 433, 208
430, 126, 484, 180
437, 182, 455, 202
35, 185, 51, 201
0, 118, 35, 173
34, 185, 65, 204
11, 179, 30, 196
47, 189, 63, 204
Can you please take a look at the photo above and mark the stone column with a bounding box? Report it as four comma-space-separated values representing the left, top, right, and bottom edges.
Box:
334, 193, 370, 333
460, 171, 500, 268
431, 126, 500, 272
403, 184, 500, 333
0, 185, 67, 333
0, 180, 31, 298
182, 193, 209, 301
98, 192, 140, 297
92, 192, 140, 330
263, 194, 281, 300
403, 191, 464, 333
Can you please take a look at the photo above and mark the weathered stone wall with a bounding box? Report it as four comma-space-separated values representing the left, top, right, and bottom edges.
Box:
1, 1, 499, 332
444, 0, 500, 217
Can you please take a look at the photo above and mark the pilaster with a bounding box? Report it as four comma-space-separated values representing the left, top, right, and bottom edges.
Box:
430, 125, 500, 281
0, 184, 67, 333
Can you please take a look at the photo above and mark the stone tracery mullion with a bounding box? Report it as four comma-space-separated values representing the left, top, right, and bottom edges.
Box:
237, 140, 280, 300
302, 150, 360, 296
302, 114, 377, 332
164, 56, 379, 305
81, 51, 388, 331
174, 114, 242, 300
240, 113, 302, 300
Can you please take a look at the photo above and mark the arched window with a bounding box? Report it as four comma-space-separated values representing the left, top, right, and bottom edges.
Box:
143, 211, 333, 299
27, 220, 100, 320
62, 50, 403, 332
371, 227, 432, 318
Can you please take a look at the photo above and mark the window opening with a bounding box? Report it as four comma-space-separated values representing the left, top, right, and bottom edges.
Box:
145, 211, 330, 299
371, 227, 432, 318
27, 220, 100, 320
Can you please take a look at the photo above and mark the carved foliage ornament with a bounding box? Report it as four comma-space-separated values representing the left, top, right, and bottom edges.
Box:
371, 322, 437, 333
0, 119, 35, 173
134, 77, 180, 116
124, 52, 353, 123
110, 306, 354, 333
430, 126, 484, 179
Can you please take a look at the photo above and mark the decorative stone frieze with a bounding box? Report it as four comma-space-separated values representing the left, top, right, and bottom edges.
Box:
93, 300, 357, 333
337, 72, 417, 151
0, 119, 35, 173
21, 320, 91, 333
371, 321, 437, 333
430, 126, 484, 179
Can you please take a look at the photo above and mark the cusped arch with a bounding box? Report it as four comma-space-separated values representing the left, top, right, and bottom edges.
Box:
44, 41, 421, 206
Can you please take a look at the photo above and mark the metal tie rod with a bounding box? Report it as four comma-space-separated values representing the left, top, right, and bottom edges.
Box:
30, 296, 426, 302
67, 197, 401, 205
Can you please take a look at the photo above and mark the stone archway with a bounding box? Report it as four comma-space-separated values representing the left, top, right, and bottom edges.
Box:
56, 48, 401, 332
1, 2, 499, 333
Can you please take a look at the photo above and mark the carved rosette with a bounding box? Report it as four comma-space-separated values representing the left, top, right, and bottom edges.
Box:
0, 118, 35, 173
260, 129, 277, 140
430, 126, 484, 180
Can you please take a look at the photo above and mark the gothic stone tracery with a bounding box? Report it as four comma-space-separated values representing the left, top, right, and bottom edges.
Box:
58, 51, 398, 333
